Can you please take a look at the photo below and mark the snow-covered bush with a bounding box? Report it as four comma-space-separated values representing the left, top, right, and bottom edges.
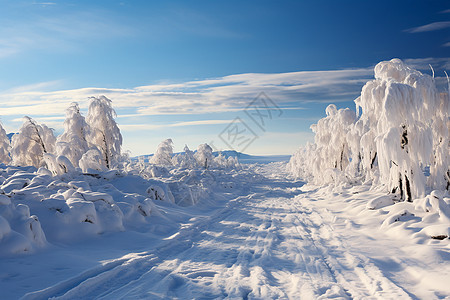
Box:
150, 139, 174, 166
195, 143, 214, 169
42, 153, 76, 176
11, 117, 56, 168
172, 145, 198, 169
86, 96, 123, 169
0, 194, 47, 255
289, 58, 449, 201
0, 122, 11, 164
79, 149, 108, 173
290, 105, 356, 185
56, 102, 90, 168
146, 180, 175, 203
312, 104, 356, 184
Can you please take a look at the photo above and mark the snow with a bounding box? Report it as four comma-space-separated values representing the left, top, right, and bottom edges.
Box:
0, 160, 448, 299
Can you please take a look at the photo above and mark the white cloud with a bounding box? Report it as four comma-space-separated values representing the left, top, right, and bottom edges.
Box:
403, 57, 450, 74
406, 21, 450, 33
0, 68, 374, 121
2, 58, 449, 126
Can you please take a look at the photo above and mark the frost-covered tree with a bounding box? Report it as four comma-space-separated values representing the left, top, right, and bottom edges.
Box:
287, 142, 316, 180
214, 152, 227, 168
429, 78, 449, 190
150, 139, 173, 166
86, 96, 122, 169
0, 122, 11, 164
11, 117, 56, 168
299, 104, 356, 184
194, 143, 214, 169
172, 144, 198, 169
56, 102, 90, 167
313, 105, 355, 172
357, 59, 439, 201
289, 58, 449, 201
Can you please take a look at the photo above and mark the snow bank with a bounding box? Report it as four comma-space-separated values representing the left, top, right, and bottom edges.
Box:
0, 193, 46, 256
0, 155, 246, 255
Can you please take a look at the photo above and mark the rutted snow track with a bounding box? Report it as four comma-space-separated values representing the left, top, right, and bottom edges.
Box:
22, 177, 411, 299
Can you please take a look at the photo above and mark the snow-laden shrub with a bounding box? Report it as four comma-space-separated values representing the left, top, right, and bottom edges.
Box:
195, 143, 214, 169
11, 117, 56, 168
289, 105, 356, 185
287, 142, 316, 180
172, 145, 198, 169
86, 96, 123, 169
0, 195, 47, 255
150, 139, 174, 166
56, 102, 90, 168
79, 149, 108, 173
146, 180, 175, 204
213, 153, 240, 169
0, 122, 11, 164
43, 153, 77, 176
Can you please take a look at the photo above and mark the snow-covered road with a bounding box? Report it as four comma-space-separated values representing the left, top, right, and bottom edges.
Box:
20, 171, 421, 300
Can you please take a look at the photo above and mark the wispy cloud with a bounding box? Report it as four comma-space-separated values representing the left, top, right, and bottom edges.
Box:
406, 21, 450, 33
32, 2, 57, 6
1, 58, 447, 136
120, 120, 231, 132
0, 68, 374, 120
443, 42, 450, 47
403, 57, 450, 72
441, 9, 450, 14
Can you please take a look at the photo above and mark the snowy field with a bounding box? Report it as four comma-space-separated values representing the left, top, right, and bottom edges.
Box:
0, 160, 448, 299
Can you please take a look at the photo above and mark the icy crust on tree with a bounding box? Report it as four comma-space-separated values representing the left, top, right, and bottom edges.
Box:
288, 58, 449, 239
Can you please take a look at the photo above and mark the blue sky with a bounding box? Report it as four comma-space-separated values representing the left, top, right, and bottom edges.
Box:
0, 0, 449, 155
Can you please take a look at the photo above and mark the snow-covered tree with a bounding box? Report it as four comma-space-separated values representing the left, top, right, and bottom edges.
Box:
150, 139, 173, 166
429, 79, 449, 190
0, 122, 11, 164
172, 144, 198, 169
194, 143, 214, 169
214, 152, 227, 168
357, 59, 439, 200
56, 102, 90, 167
296, 104, 356, 184
11, 117, 56, 168
289, 58, 449, 201
86, 96, 122, 169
